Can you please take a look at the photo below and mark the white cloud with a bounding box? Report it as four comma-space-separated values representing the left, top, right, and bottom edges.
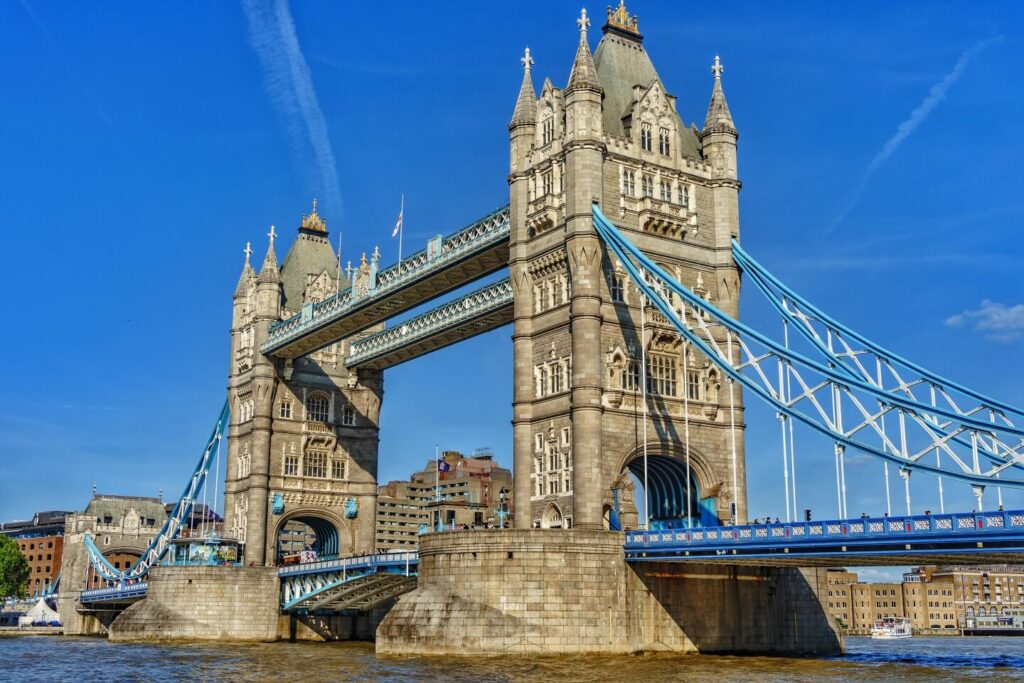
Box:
826, 36, 1003, 234
242, 0, 343, 219
946, 300, 1024, 343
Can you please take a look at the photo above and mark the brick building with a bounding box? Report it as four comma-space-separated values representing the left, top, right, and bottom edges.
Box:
0, 511, 71, 595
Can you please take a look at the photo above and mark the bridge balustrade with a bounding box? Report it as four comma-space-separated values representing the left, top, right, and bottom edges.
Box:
79, 582, 149, 604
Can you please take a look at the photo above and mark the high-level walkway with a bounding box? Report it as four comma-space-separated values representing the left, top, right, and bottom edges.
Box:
262, 206, 510, 359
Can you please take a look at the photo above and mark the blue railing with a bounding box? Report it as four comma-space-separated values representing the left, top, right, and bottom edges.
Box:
278, 551, 417, 578
625, 509, 1024, 559
79, 582, 149, 604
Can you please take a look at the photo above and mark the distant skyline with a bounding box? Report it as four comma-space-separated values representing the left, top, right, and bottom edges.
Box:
1, 0, 1022, 578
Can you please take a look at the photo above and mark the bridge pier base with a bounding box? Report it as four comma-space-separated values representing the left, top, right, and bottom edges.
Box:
107, 566, 280, 642
377, 530, 842, 656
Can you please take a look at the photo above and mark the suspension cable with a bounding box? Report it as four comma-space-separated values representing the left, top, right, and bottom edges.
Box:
213, 434, 222, 536
683, 338, 693, 528
727, 331, 740, 524
783, 316, 797, 520
776, 334, 791, 522
876, 358, 892, 516
641, 294, 650, 529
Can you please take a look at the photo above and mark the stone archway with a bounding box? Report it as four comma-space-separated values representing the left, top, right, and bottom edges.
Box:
540, 503, 564, 529
273, 510, 347, 562
614, 443, 721, 530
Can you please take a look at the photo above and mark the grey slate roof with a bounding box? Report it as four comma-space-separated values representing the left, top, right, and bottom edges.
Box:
83, 495, 168, 522
279, 230, 346, 312
593, 31, 702, 157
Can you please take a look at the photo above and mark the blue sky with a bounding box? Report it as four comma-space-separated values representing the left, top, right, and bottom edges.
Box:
1, 1, 1022, 582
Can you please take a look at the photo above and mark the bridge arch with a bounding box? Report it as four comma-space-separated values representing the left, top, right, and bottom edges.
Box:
615, 442, 719, 529
273, 508, 348, 561
540, 503, 564, 529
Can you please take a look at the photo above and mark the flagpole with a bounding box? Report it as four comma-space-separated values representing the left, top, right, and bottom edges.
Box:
335, 231, 342, 294
398, 193, 404, 266
434, 443, 440, 531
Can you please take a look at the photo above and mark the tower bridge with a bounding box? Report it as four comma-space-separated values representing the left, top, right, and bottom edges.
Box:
61, 2, 1024, 656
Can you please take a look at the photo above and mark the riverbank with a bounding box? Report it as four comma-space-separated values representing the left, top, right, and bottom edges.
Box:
0, 626, 62, 636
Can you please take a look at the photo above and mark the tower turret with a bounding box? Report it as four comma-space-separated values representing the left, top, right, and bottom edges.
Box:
233, 242, 256, 328
256, 226, 281, 320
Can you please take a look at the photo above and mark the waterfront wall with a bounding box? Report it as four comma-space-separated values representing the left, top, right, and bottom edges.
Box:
108, 566, 280, 642
377, 529, 842, 656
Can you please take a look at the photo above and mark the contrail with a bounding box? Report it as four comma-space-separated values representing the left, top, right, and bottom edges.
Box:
826, 36, 1002, 235
242, 0, 343, 220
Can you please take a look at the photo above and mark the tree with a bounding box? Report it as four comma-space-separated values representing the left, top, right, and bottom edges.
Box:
0, 534, 30, 599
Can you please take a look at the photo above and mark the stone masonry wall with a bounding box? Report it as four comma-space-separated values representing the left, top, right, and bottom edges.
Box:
108, 566, 279, 642
377, 529, 842, 656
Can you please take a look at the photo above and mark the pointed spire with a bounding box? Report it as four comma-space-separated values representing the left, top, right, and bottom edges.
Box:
235, 241, 256, 295
510, 47, 537, 128
258, 225, 280, 283
701, 55, 737, 138
566, 8, 602, 94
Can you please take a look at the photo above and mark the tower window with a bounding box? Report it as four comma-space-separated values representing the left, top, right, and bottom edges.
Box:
659, 179, 671, 202
622, 360, 641, 391
659, 127, 671, 155
621, 169, 636, 197
305, 393, 330, 423
640, 123, 652, 152
279, 400, 292, 419
642, 174, 653, 197
542, 117, 554, 145
304, 451, 327, 478
284, 456, 299, 476
341, 404, 356, 426
687, 370, 702, 401
542, 171, 553, 196
647, 354, 678, 396
679, 184, 689, 207
331, 459, 346, 480
610, 275, 625, 303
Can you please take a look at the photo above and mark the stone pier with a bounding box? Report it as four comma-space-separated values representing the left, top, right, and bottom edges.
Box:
377, 529, 842, 656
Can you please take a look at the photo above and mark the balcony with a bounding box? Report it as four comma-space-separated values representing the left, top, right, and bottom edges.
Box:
624, 195, 695, 240
526, 192, 564, 237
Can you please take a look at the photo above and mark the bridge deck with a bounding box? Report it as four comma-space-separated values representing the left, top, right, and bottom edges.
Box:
346, 278, 512, 370
263, 206, 510, 359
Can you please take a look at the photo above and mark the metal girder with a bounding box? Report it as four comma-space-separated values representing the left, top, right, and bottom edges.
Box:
263, 205, 511, 359
593, 204, 1024, 488
307, 574, 416, 611
346, 279, 513, 370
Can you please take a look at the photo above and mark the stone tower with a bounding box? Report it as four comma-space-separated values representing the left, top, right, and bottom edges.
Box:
508, 3, 746, 531
223, 202, 383, 565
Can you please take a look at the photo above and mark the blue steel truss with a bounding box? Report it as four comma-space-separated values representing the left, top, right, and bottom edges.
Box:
279, 552, 418, 611
262, 205, 510, 357
83, 402, 230, 582
591, 204, 1024, 489
625, 508, 1024, 563
346, 278, 513, 369
79, 582, 149, 605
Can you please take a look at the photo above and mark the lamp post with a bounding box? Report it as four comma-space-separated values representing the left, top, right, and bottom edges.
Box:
498, 487, 509, 530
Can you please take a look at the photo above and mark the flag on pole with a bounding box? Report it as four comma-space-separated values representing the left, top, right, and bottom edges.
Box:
391, 204, 403, 237
437, 455, 451, 472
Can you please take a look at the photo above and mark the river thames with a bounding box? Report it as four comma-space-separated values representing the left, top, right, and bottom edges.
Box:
1, 635, 1023, 682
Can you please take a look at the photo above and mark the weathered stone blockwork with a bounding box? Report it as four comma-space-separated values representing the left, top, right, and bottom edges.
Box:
108, 566, 280, 642
377, 530, 842, 656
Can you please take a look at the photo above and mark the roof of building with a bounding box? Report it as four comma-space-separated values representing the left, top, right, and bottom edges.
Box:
83, 495, 168, 522
592, 4, 702, 157
279, 200, 346, 312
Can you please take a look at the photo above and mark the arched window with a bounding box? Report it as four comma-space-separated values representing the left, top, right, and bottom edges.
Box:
305, 393, 330, 423
341, 404, 356, 426
622, 360, 641, 391
640, 122, 652, 152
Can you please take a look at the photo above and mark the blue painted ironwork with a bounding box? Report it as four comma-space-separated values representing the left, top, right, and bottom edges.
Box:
83, 402, 230, 582
346, 278, 513, 369
591, 204, 1024, 488
625, 509, 1024, 562
279, 552, 418, 611
272, 493, 285, 515
79, 582, 149, 605
344, 498, 358, 519
263, 205, 510, 356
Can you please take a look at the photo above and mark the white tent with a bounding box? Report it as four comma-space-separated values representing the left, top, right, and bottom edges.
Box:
18, 598, 59, 627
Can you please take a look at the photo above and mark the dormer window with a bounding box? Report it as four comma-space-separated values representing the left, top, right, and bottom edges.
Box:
542, 117, 554, 145
640, 123, 652, 152
659, 127, 671, 155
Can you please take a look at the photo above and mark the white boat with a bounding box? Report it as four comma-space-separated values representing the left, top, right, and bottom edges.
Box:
870, 617, 913, 639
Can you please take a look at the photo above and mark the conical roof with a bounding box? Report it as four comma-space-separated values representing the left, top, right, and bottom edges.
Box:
510, 47, 537, 128
701, 56, 737, 137
566, 9, 602, 94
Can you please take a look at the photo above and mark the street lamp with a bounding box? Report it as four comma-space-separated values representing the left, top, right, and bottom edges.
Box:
498, 487, 509, 530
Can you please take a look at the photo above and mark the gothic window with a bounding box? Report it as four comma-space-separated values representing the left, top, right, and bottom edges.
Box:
542, 171, 553, 196
542, 116, 554, 145
331, 458, 346, 480
679, 184, 689, 207
640, 122, 652, 151
647, 354, 677, 396
548, 451, 558, 471
659, 127, 671, 155
642, 174, 653, 197
551, 362, 564, 393
539, 366, 549, 397
659, 179, 671, 202
552, 276, 563, 307
239, 445, 251, 478
622, 360, 641, 391
561, 427, 571, 447
284, 455, 298, 476
610, 274, 625, 303
686, 369, 702, 401
535, 434, 544, 452
305, 393, 330, 423
304, 451, 327, 478
279, 400, 292, 419
341, 404, 356, 427
622, 168, 636, 197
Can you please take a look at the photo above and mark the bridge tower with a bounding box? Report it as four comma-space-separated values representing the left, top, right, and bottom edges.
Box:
223, 203, 383, 565
509, 3, 746, 530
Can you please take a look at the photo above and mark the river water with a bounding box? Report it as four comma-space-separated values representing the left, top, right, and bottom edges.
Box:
2, 635, 1022, 682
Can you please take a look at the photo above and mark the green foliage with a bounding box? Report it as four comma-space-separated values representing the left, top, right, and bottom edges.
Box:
0, 534, 30, 599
